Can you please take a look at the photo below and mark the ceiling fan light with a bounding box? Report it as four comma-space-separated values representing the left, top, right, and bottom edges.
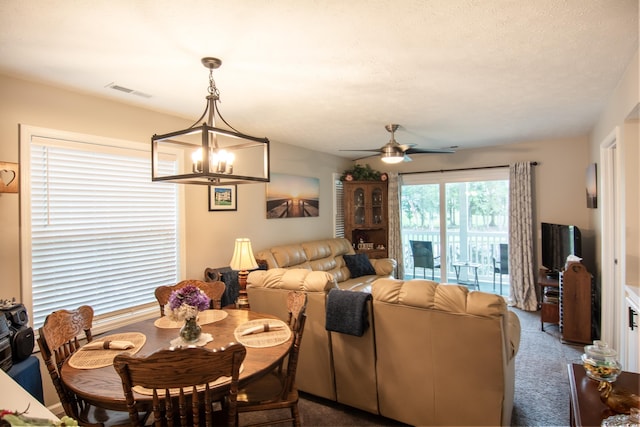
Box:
381, 152, 404, 164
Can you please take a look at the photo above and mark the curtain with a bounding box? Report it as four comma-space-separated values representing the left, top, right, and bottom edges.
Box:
509, 162, 538, 310
388, 172, 403, 278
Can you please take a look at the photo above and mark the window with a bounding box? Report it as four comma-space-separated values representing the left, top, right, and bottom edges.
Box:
20, 126, 184, 331
401, 168, 509, 294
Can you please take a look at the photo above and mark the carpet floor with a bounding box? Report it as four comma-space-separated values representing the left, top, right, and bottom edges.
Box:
240, 308, 584, 426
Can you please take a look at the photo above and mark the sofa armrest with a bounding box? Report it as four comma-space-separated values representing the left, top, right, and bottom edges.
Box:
247, 268, 337, 292
370, 258, 396, 277
506, 310, 521, 361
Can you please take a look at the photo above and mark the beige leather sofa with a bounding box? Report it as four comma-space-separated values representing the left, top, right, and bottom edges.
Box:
247, 237, 396, 401
247, 270, 521, 426
253, 237, 396, 292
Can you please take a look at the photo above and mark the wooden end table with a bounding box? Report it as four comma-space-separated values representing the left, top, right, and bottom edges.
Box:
568, 363, 640, 426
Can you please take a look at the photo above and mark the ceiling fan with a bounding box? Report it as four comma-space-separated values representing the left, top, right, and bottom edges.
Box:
341, 124, 455, 164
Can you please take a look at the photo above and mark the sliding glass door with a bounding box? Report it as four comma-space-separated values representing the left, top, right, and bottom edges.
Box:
401, 169, 510, 295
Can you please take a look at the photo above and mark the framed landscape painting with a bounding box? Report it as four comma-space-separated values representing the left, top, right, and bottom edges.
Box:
266, 173, 319, 219
209, 185, 237, 211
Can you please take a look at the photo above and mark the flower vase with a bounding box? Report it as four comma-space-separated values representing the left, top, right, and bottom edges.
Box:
180, 317, 202, 343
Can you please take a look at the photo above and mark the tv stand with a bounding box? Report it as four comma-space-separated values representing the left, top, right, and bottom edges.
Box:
538, 269, 560, 331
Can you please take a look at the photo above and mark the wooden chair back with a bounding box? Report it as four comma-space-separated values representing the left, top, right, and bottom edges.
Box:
37, 305, 94, 420
236, 291, 307, 426
114, 343, 246, 427
282, 291, 308, 394
155, 279, 226, 316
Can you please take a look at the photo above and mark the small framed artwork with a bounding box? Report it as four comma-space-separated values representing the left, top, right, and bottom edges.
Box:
209, 185, 237, 211
0, 161, 19, 193
586, 163, 597, 209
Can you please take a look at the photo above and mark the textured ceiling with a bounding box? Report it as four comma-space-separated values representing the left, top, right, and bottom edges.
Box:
0, 0, 638, 160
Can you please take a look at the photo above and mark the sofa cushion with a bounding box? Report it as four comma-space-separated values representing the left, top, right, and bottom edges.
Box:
247, 268, 337, 292
372, 278, 507, 317
343, 253, 376, 278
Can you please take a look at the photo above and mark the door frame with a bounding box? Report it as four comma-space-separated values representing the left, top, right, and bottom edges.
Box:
599, 126, 623, 350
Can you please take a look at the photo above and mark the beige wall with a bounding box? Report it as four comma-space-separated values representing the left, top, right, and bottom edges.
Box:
624, 120, 639, 287
0, 72, 599, 299
0, 73, 351, 303
589, 48, 640, 289
0, 68, 624, 409
362, 135, 593, 271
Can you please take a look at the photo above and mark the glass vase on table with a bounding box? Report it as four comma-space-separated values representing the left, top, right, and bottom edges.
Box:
180, 316, 202, 343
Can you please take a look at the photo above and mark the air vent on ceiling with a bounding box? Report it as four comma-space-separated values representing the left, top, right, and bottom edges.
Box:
105, 83, 152, 98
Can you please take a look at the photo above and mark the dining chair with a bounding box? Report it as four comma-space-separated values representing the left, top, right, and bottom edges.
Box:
236, 291, 308, 427
37, 305, 135, 427
493, 243, 509, 294
113, 343, 246, 427
409, 240, 440, 280
155, 279, 226, 316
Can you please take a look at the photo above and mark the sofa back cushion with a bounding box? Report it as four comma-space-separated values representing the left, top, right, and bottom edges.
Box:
247, 268, 337, 292
254, 238, 356, 282
372, 278, 507, 317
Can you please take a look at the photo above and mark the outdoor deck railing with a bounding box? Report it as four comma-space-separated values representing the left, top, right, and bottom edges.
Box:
402, 229, 508, 283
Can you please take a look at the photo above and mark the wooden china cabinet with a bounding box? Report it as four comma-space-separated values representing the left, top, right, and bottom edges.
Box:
343, 181, 389, 259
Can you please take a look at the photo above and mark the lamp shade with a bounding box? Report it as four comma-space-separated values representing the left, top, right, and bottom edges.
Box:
229, 238, 258, 271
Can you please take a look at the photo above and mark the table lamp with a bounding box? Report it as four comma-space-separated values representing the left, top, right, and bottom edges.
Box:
229, 238, 258, 309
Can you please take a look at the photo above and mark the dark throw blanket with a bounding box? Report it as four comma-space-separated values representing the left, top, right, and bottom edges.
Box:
325, 289, 372, 337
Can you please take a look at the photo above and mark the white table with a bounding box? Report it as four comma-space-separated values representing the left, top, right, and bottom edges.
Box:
0, 368, 60, 421
452, 261, 481, 289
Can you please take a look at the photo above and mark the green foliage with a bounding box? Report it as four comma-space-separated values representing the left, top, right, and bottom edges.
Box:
401, 180, 509, 231
340, 164, 382, 181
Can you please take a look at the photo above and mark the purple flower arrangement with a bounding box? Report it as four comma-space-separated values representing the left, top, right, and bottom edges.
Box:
168, 285, 211, 321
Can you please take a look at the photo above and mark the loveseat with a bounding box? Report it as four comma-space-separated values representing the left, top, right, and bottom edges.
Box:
247, 269, 521, 426
253, 237, 396, 292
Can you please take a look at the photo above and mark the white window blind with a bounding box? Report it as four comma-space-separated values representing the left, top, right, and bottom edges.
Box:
23, 129, 181, 330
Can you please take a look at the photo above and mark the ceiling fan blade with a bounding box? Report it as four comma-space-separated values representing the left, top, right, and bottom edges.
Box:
339, 148, 383, 153
352, 154, 380, 161
397, 144, 415, 151
403, 155, 412, 162
405, 147, 456, 154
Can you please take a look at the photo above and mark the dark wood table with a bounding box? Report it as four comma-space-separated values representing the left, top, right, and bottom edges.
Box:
568, 363, 640, 427
61, 309, 292, 412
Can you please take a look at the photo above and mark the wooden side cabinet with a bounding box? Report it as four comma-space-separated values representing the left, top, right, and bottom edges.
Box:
560, 262, 593, 344
538, 269, 560, 331
344, 181, 388, 259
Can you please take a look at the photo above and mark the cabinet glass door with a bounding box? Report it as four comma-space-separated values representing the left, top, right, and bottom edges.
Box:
354, 187, 365, 225
372, 187, 383, 224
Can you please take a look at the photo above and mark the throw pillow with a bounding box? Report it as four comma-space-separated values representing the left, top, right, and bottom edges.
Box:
343, 253, 376, 278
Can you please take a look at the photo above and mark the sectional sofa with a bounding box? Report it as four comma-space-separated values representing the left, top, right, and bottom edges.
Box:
246, 238, 520, 426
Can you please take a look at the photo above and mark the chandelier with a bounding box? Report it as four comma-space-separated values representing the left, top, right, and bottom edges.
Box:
151, 57, 270, 185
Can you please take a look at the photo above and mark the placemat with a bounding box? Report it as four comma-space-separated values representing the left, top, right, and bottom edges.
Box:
154, 309, 228, 329
234, 319, 291, 348
132, 365, 244, 396
68, 332, 146, 369
169, 333, 213, 348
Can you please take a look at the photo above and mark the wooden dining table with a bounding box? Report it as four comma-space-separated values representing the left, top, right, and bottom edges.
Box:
60, 308, 293, 412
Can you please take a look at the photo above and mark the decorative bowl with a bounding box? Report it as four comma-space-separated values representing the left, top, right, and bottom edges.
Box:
581, 340, 622, 382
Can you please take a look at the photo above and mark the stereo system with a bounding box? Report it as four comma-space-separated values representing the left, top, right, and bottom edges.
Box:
0, 316, 11, 371
0, 299, 35, 365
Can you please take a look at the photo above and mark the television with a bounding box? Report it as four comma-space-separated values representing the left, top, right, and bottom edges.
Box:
541, 222, 582, 277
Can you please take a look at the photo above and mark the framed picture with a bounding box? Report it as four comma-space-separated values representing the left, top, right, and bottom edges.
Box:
266, 173, 319, 219
586, 163, 597, 209
209, 185, 237, 211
